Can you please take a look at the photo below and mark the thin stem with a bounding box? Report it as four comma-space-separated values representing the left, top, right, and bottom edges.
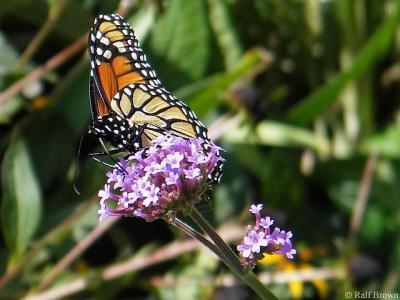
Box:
190, 207, 242, 271
349, 153, 377, 239
171, 217, 219, 255
242, 272, 278, 300
0, 35, 87, 103
36, 217, 120, 291
342, 153, 378, 294
189, 208, 277, 300
170, 217, 232, 267
14, 0, 70, 69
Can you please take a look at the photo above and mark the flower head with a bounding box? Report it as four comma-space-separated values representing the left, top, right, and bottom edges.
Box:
98, 135, 224, 222
237, 203, 296, 269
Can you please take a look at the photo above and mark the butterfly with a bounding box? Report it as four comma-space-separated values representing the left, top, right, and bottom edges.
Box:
87, 13, 222, 182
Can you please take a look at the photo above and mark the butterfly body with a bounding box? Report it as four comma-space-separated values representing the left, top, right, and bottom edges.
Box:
89, 113, 142, 151
88, 13, 222, 182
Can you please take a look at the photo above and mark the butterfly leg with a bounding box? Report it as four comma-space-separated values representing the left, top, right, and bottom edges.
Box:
88, 147, 124, 158
91, 138, 129, 173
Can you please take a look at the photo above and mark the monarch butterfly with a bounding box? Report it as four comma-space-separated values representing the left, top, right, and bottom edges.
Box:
87, 13, 222, 182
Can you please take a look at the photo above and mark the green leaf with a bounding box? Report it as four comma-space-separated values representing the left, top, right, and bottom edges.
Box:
1, 136, 42, 265
176, 48, 272, 117
150, 0, 210, 88
207, 0, 243, 69
229, 144, 269, 181
329, 180, 357, 213
287, 5, 399, 125
0, 31, 18, 88
1, 0, 90, 41
224, 120, 329, 155
360, 125, 400, 158
361, 206, 385, 243
49, 0, 91, 40
0, 96, 24, 124
128, 3, 157, 42
256, 121, 329, 154
53, 59, 89, 135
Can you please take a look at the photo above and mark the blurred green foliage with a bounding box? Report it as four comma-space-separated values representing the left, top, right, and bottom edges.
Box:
0, 0, 399, 299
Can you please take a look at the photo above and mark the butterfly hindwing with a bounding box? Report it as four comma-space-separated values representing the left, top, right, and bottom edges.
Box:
109, 84, 209, 141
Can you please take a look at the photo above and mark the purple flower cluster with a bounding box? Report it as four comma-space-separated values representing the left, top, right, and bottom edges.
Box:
98, 135, 223, 222
237, 204, 296, 268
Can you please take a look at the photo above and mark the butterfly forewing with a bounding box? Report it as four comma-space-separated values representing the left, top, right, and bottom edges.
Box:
88, 13, 160, 117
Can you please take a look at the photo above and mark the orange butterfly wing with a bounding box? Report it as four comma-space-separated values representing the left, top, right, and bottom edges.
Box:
88, 13, 160, 118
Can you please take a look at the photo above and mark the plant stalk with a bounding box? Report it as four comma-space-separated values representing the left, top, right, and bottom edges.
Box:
189, 207, 278, 300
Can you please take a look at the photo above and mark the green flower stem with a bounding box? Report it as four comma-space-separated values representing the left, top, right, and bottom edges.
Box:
169, 217, 228, 262
189, 207, 278, 300
241, 271, 278, 300
190, 207, 242, 270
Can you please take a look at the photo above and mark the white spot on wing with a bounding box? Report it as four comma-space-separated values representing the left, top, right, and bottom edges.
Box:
100, 37, 110, 45
125, 88, 132, 96
114, 41, 124, 48
103, 50, 112, 59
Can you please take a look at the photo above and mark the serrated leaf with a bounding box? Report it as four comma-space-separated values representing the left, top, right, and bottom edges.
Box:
1, 136, 42, 265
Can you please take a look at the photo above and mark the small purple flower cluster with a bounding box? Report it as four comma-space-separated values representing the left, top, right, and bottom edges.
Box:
98, 135, 223, 222
237, 204, 296, 268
